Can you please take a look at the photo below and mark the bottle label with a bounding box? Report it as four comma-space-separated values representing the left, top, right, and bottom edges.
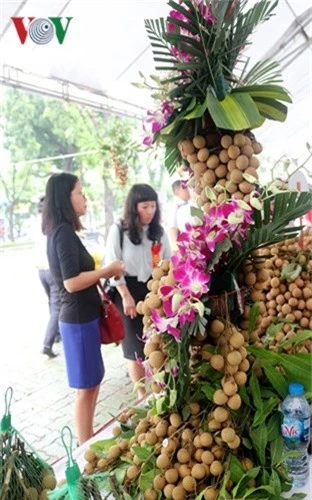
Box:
281, 417, 310, 443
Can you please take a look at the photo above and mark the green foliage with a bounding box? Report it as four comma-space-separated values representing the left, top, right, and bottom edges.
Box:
228, 191, 312, 271
144, 0, 291, 172
0, 88, 163, 240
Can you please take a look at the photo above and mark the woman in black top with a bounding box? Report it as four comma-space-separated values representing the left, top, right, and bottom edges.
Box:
42, 172, 124, 445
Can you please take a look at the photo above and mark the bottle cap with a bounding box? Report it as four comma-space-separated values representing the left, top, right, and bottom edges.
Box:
288, 382, 304, 396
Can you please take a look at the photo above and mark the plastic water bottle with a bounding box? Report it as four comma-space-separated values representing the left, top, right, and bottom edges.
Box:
281, 382, 310, 488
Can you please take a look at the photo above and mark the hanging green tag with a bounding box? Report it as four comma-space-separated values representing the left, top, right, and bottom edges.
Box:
0, 387, 13, 432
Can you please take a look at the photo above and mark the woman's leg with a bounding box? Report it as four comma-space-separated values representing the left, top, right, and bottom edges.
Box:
127, 360, 146, 399
74, 384, 100, 445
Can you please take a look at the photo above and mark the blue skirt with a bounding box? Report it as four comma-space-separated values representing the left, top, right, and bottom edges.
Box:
59, 317, 104, 389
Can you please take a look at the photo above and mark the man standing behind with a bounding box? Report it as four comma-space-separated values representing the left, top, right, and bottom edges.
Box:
35, 196, 60, 358
167, 180, 192, 250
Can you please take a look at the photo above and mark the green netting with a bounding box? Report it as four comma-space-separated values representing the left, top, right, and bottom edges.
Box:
47, 473, 110, 500
48, 427, 108, 500
0, 387, 57, 499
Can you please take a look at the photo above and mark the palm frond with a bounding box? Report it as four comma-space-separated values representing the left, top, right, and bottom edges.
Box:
144, 18, 170, 54
228, 191, 312, 271
226, 0, 278, 71
240, 59, 283, 86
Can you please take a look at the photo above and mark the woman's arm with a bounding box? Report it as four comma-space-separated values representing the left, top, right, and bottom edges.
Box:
64, 260, 124, 293
105, 224, 127, 286
116, 283, 137, 318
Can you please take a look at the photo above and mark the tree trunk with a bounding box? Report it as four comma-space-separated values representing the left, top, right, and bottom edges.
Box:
6, 204, 15, 242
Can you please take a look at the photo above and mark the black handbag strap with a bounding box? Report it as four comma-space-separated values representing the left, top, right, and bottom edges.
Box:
116, 221, 124, 253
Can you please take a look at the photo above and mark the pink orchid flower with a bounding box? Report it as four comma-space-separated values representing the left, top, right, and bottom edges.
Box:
151, 309, 181, 340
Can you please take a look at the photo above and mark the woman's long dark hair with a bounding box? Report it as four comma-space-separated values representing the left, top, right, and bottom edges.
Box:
122, 184, 163, 245
42, 172, 82, 234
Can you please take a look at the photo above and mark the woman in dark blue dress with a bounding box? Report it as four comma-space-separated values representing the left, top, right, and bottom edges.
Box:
42, 172, 124, 444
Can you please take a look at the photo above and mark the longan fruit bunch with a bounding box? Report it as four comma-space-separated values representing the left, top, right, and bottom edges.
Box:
243, 233, 312, 352
99, 405, 230, 499
178, 132, 262, 211
111, 148, 128, 185
136, 259, 172, 335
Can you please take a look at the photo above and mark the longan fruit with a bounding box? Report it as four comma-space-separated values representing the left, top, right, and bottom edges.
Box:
197, 147, 210, 162
206, 154, 219, 169
193, 135, 206, 149
181, 428, 193, 442
164, 483, 175, 498
227, 435, 241, 449
145, 431, 158, 445
221, 134, 232, 148
222, 381, 238, 397
210, 319, 224, 336
201, 450, 215, 464
181, 139, 195, 155
204, 487, 218, 500
182, 475, 197, 492
107, 445, 121, 460
210, 354, 225, 371
191, 463, 207, 480
156, 453, 170, 470
172, 485, 186, 500
149, 350, 165, 369
153, 474, 166, 490
221, 427, 236, 443
112, 425, 121, 437
144, 488, 157, 500
227, 351, 242, 366
239, 358, 250, 372
227, 394, 242, 410
177, 447, 191, 464
234, 371, 247, 385
170, 413, 182, 428
229, 332, 245, 348
84, 449, 96, 463
236, 154, 249, 170
213, 407, 229, 423
228, 145, 240, 159
126, 465, 140, 479
213, 389, 228, 405
199, 432, 213, 447
210, 460, 224, 476
165, 468, 179, 484
207, 418, 221, 431
189, 402, 201, 415
179, 464, 192, 478
41, 473, 57, 490
233, 133, 247, 147
155, 421, 169, 437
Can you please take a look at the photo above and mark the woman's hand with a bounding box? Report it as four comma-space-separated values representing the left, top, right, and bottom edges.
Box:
122, 293, 137, 319
103, 260, 125, 279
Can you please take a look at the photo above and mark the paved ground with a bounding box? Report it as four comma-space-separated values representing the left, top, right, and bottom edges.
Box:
0, 248, 136, 464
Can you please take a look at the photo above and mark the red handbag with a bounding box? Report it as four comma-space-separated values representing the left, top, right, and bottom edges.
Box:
98, 282, 125, 345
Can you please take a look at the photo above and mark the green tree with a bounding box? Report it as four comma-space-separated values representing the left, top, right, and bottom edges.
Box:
0, 88, 169, 241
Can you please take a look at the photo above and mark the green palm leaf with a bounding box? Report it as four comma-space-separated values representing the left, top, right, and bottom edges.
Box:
232, 85, 292, 103
240, 59, 283, 86
228, 191, 312, 271
226, 0, 278, 70
144, 18, 170, 53
205, 91, 262, 130
253, 97, 288, 121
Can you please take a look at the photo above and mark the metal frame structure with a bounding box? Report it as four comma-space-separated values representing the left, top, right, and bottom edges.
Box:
0, 2, 311, 120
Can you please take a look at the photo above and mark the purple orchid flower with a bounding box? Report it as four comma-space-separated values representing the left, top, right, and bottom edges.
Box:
151, 309, 181, 340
